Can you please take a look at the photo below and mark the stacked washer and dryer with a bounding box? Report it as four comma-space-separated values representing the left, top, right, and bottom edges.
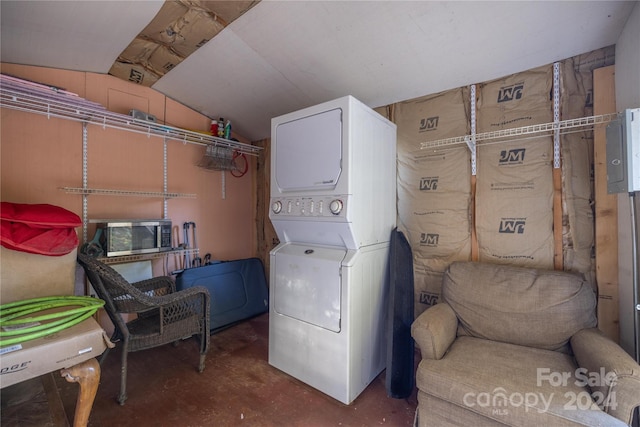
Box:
268, 96, 397, 404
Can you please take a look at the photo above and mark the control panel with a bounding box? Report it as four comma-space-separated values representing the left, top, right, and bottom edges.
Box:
607, 108, 640, 193
270, 196, 347, 218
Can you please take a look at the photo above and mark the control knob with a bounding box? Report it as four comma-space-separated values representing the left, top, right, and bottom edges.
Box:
329, 199, 343, 215
271, 200, 282, 214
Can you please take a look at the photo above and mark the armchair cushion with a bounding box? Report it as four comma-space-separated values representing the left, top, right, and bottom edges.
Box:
442, 261, 597, 352
416, 336, 628, 426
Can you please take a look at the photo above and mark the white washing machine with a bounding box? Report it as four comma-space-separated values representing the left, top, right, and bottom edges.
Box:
268, 96, 396, 404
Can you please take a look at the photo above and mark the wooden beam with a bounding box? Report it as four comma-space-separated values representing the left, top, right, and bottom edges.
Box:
471, 175, 478, 261
553, 167, 563, 270
254, 138, 278, 283
593, 65, 619, 342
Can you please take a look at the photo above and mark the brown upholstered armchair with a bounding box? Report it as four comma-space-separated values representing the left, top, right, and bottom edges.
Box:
411, 261, 640, 426
77, 253, 210, 405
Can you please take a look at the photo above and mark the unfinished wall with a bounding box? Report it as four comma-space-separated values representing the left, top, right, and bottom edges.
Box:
1, 63, 257, 276
394, 89, 471, 317
394, 47, 615, 321
253, 137, 278, 282
476, 64, 555, 269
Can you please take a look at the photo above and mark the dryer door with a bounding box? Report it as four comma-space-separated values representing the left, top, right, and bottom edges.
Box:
274, 108, 342, 192
272, 244, 343, 332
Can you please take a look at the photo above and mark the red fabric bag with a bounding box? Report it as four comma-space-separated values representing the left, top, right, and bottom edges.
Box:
0, 202, 81, 256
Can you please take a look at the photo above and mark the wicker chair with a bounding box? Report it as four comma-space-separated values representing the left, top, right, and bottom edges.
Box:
77, 253, 210, 405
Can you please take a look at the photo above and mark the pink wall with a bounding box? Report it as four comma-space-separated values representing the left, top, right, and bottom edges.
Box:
1, 64, 257, 274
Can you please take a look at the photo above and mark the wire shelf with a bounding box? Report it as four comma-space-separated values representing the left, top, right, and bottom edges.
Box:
61, 187, 196, 199
0, 74, 262, 156
97, 248, 199, 265
420, 113, 619, 150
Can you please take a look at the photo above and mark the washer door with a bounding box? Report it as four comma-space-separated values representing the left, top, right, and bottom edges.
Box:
273, 244, 343, 332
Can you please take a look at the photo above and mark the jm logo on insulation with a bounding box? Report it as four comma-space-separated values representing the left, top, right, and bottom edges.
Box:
420, 292, 439, 306
499, 148, 526, 165
420, 233, 439, 246
420, 177, 439, 191
497, 83, 524, 102
419, 116, 439, 132
499, 219, 526, 234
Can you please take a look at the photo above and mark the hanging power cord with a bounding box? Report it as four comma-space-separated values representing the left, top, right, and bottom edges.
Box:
231, 150, 248, 178
0, 296, 104, 346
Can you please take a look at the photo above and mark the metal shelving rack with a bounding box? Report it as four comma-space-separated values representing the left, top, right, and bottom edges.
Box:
419, 62, 618, 175
60, 187, 196, 199
0, 74, 261, 156
420, 113, 618, 152
0, 73, 262, 242
97, 248, 199, 266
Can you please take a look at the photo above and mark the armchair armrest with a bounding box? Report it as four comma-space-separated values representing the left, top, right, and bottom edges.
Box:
151, 285, 210, 335
123, 280, 207, 319
132, 276, 176, 296
411, 302, 458, 360
139, 285, 210, 313
571, 328, 640, 426
112, 282, 210, 345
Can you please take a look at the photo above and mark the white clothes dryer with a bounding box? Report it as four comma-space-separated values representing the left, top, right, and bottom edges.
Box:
268, 96, 396, 404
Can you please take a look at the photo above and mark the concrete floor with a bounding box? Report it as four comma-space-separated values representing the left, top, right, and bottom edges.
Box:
46, 313, 418, 426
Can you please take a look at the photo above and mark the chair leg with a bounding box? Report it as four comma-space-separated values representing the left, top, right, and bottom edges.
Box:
198, 330, 208, 373
60, 358, 101, 427
198, 353, 206, 373
98, 346, 111, 365
117, 344, 129, 405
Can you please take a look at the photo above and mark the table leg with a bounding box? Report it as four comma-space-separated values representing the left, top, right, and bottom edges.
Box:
60, 358, 100, 427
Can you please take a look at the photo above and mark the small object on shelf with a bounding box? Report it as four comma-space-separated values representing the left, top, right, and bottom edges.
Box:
210, 119, 218, 136
197, 145, 236, 171
224, 120, 232, 139
217, 117, 225, 138
129, 109, 157, 123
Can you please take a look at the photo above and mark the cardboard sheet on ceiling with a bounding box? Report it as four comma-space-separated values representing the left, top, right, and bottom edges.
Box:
109, 0, 259, 87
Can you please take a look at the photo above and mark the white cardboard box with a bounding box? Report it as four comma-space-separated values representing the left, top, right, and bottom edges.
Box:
0, 316, 113, 388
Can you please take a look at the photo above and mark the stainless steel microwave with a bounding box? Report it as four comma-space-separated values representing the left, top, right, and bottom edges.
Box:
93, 219, 172, 257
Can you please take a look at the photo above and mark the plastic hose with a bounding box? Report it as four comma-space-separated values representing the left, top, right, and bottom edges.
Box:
0, 296, 105, 346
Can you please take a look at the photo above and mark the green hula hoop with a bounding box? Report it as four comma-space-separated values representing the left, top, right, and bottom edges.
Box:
0, 296, 105, 346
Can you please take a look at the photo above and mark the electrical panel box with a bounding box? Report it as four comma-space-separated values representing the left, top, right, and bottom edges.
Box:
607, 108, 640, 194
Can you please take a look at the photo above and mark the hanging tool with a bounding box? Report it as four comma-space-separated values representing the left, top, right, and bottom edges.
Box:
190, 221, 202, 267
173, 225, 183, 270
80, 228, 103, 258
183, 222, 191, 269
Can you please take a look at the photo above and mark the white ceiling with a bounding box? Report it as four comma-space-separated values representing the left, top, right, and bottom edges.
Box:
1, 1, 637, 141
